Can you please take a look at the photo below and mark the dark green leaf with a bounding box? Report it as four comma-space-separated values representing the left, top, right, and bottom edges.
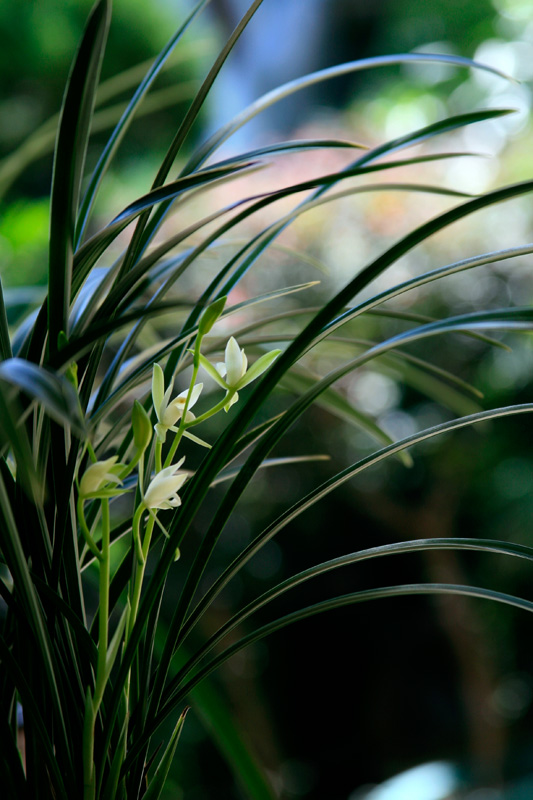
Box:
0, 278, 12, 361
48, 0, 111, 357
0, 358, 85, 438
75, 0, 210, 246
279, 369, 413, 465
143, 708, 188, 800
186, 55, 512, 169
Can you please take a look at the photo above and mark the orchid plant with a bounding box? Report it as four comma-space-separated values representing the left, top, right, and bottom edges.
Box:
2, 0, 533, 798
76, 300, 279, 798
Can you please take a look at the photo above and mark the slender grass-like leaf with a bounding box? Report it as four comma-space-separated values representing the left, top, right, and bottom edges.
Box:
71, 162, 255, 294
0, 389, 43, 501
308, 334, 485, 399
367, 307, 509, 351
75, 0, 210, 246
210, 455, 330, 487
171, 403, 533, 669
142, 708, 188, 800
138, 580, 533, 760
170, 583, 533, 708
97, 152, 473, 345
170, 535, 533, 706
0, 359, 85, 437
0, 278, 12, 362
278, 370, 414, 465
211, 136, 370, 167
186, 55, 512, 170
100, 717, 128, 800
48, 0, 111, 357
93, 150, 470, 335
119, 0, 266, 277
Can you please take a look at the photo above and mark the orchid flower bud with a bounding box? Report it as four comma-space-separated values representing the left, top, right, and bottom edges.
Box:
79, 456, 124, 498
132, 400, 152, 452
198, 296, 226, 336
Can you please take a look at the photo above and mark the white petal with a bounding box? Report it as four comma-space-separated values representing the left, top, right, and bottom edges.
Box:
224, 391, 239, 412
160, 383, 173, 421
225, 337, 246, 386
144, 460, 187, 509
79, 456, 120, 495
187, 382, 203, 408
162, 398, 184, 427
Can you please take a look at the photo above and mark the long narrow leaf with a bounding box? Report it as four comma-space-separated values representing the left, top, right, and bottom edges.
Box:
0, 278, 12, 361
118, 0, 266, 277
70, 162, 255, 300
185, 54, 512, 170
0, 359, 85, 437
175, 402, 533, 658
142, 708, 188, 800
75, 0, 210, 246
172, 535, 533, 702
136, 580, 533, 764
174, 582, 533, 704
48, 0, 111, 356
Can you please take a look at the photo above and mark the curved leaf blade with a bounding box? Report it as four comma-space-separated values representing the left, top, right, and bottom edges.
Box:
0, 358, 85, 437
48, 0, 111, 357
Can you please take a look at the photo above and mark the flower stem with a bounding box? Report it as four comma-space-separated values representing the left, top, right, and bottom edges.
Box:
164, 351, 202, 467
127, 509, 155, 642
185, 390, 236, 426
155, 439, 163, 473
94, 499, 110, 709
82, 499, 111, 800
77, 497, 103, 562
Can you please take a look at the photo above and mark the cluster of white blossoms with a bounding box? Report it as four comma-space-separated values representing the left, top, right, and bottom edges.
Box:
79, 324, 280, 513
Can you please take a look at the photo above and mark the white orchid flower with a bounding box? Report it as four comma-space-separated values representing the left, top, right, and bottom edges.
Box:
79, 456, 124, 498
143, 458, 188, 510
152, 363, 203, 443
198, 337, 281, 411
216, 336, 248, 388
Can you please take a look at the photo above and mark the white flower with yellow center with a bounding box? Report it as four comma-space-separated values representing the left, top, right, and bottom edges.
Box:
143, 459, 188, 510
152, 363, 204, 444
